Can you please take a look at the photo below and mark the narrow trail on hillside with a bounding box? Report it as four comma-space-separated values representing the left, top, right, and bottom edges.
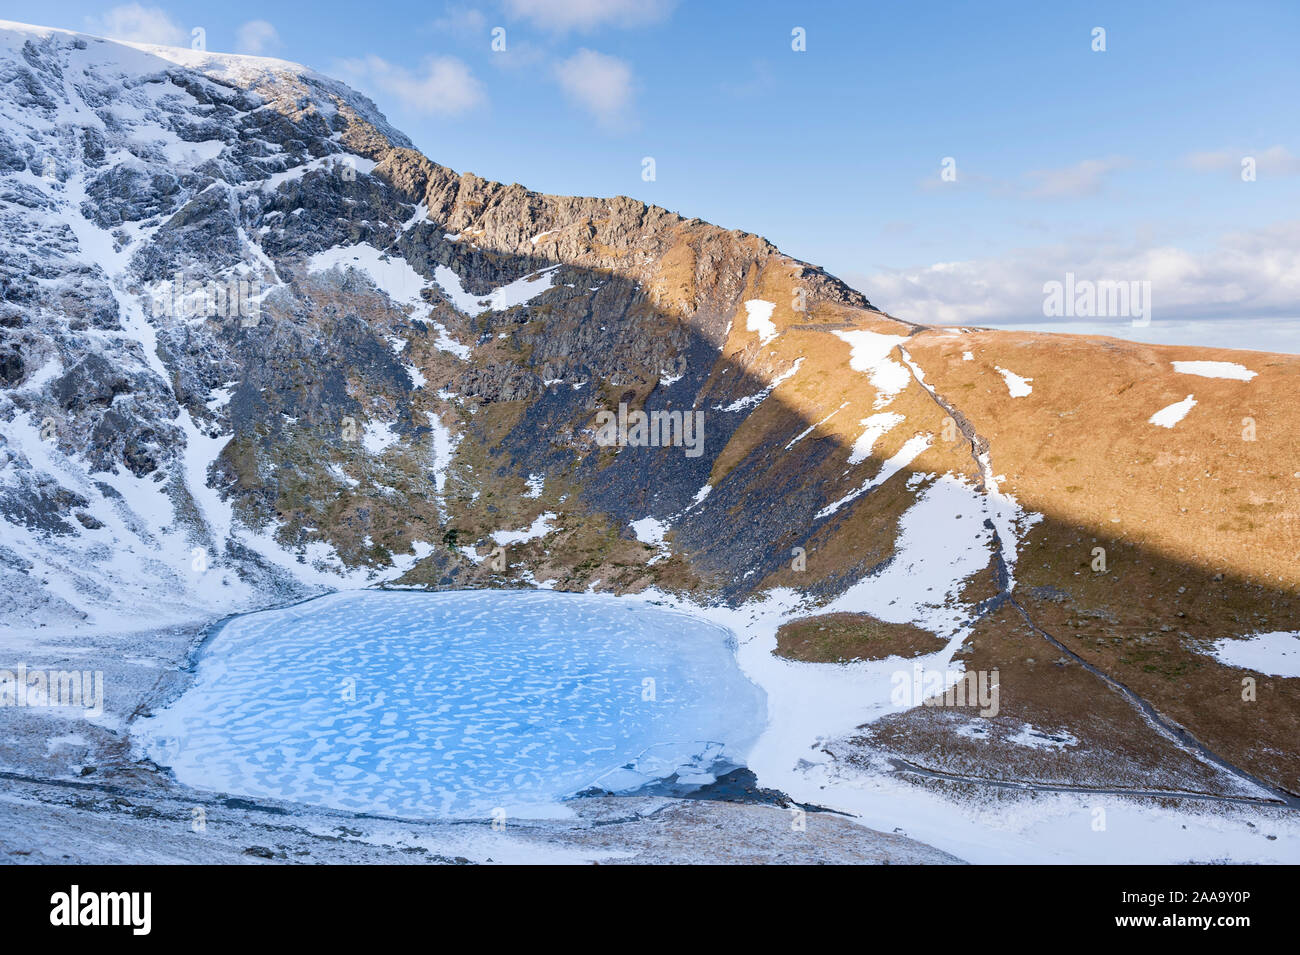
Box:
893, 338, 1300, 810
1003, 597, 1300, 808
887, 756, 1297, 809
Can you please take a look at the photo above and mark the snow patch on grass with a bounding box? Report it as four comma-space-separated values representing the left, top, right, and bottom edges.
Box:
822, 472, 1023, 634
1149, 394, 1197, 428
994, 365, 1033, 397
1008, 723, 1079, 751
718, 358, 803, 412
362, 420, 400, 455
1172, 360, 1257, 381
743, 299, 777, 344
846, 412, 904, 466
630, 516, 668, 545
630, 516, 672, 564
1210, 631, 1300, 678
786, 402, 847, 450
492, 512, 558, 546
817, 432, 931, 519
425, 410, 460, 521
831, 329, 910, 408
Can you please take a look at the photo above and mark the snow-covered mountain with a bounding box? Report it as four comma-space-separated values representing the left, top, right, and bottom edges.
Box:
1, 21, 1297, 801
0, 17, 892, 633
0, 22, 432, 631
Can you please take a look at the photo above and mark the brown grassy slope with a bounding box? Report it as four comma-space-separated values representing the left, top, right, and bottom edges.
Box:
850, 602, 1254, 796
905, 329, 1299, 591
901, 328, 1300, 792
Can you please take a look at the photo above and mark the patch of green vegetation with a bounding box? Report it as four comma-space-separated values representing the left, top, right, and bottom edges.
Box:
775, 613, 946, 663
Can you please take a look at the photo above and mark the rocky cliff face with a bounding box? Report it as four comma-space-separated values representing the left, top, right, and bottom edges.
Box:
0, 20, 902, 627
1, 22, 1297, 798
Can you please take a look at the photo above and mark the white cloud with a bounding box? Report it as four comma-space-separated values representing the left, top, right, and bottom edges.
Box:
235, 20, 281, 57
554, 49, 633, 125
504, 0, 675, 32
1023, 157, 1131, 198
85, 4, 188, 47
488, 39, 549, 71
431, 6, 488, 35
1184, 150, 1236, 173
919, 157, 1131, 198
856, 220, 1300, 327
337, 55, 486, 117
1184, 145, 1300, 176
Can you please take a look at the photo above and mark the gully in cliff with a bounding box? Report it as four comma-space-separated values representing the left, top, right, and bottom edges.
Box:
147, 272, 261, 327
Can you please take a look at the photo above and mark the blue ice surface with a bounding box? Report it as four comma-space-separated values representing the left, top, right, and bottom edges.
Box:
134, 590, 767, 819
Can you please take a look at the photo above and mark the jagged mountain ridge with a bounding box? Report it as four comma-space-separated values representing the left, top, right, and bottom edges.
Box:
0, 19, 897, 631
1, 22, 1297, 798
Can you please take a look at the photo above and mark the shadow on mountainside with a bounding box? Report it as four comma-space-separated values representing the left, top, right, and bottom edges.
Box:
4, 33, 1294, 804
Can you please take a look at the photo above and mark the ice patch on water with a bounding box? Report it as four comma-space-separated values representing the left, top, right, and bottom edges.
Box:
134, 591, 766, 819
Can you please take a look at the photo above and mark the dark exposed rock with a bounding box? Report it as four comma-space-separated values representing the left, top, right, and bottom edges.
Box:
456, 363, 545, 403
52, 353, 130, 412
0, 340, 22, 384
82, 164, 184, 227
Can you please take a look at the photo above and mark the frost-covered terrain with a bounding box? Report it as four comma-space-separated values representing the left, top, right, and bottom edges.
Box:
0, 20, 432, 634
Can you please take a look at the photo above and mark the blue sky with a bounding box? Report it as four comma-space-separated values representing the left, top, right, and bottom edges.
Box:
11, 1, 1300, 331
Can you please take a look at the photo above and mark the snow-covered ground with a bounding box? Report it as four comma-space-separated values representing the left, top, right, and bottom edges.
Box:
832, 329, 911, 407
1172, 360, 1258, 380
995, 365, 1034, 397
631, 587, 1300, 865
491, 512, 558, 546
1210, 631, 1300, 679
743, 299, 778, 344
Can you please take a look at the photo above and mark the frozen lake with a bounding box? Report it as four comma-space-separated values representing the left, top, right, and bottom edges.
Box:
134, 591, 767, 818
